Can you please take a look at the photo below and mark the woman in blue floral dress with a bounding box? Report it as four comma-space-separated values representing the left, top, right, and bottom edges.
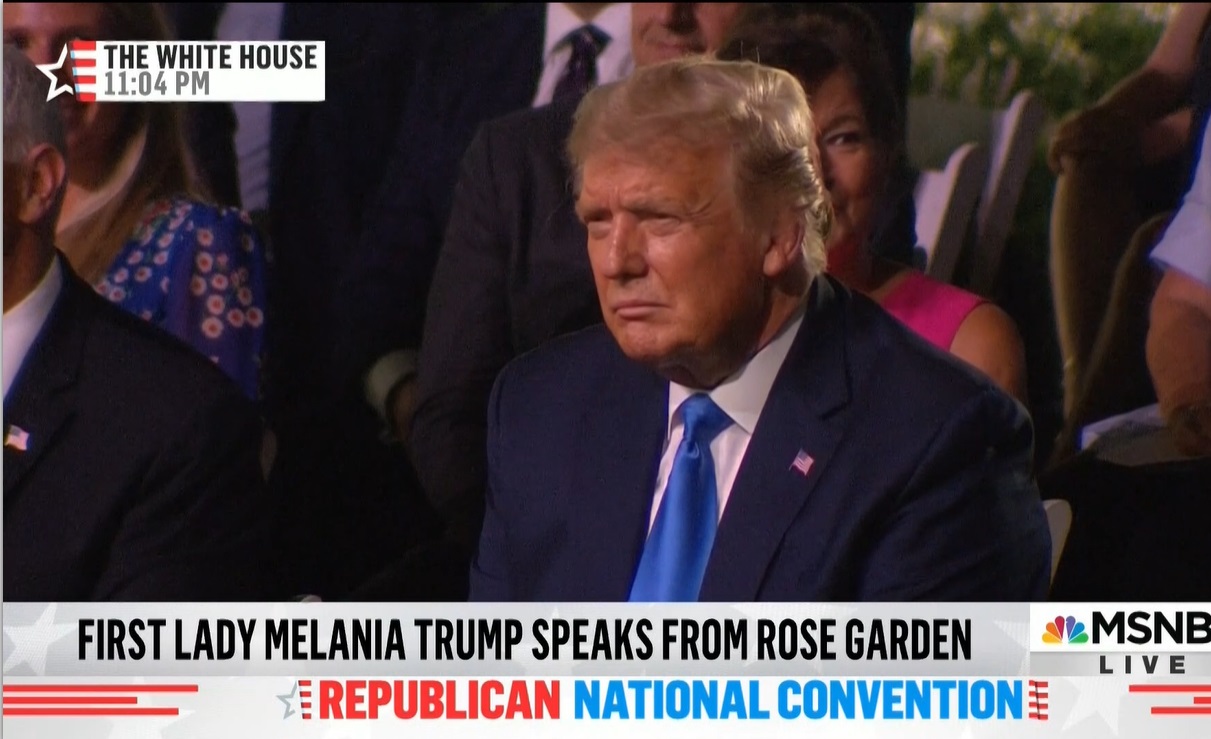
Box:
92, 197, 268, 401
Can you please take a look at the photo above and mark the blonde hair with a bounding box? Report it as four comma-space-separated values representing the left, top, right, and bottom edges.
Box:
56, 3, 206, 281
567, 56, 832, 278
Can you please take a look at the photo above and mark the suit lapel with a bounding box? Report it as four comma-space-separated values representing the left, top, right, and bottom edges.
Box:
699, 279, 852, 601
565, 347, 668, 599
4, 269, 86, 502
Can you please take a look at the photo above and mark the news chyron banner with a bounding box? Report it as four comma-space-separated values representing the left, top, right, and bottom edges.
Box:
36, 40, 323, 102
5, 604, 1211, 738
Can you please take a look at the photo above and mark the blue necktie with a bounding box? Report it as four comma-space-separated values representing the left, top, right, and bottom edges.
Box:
552, 25, 609, 103
629, 394, 733, 602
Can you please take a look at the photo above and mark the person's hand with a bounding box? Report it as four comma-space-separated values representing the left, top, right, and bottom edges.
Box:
1169, 402, 1211, 458
1047, 105, 1142, 174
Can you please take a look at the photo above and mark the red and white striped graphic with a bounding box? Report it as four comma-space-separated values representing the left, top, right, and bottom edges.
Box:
68, 40, 98, 102
2, 683, 197, 717
1028, 679, 1049, 720
299, 679, 312, 720
1130, 683, 1211, 715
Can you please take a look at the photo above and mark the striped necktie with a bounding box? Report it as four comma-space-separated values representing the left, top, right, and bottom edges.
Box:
552, 25, 609, 103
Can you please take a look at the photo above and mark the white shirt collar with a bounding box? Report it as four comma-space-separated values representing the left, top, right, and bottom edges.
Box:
542, 3, 631, 61
2, 257, 64, 401
667, 305, 806, 436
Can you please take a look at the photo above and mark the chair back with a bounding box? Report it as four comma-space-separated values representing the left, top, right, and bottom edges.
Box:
1044, 499, 1073, 585
907, 91, 1046, 293
913, 142, 988, 284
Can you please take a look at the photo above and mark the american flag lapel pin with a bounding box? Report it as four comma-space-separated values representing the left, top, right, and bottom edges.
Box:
790, 448, 813, 476
5, 425, 30, 452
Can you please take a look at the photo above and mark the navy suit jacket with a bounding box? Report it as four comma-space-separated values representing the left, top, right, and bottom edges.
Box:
470, 277, 1051, 601
409, 96, 591, 551
3, 261, 279, 601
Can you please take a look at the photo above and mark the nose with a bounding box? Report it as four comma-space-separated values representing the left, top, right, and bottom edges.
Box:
596, 215, 647, 281
666, 3, 699, 34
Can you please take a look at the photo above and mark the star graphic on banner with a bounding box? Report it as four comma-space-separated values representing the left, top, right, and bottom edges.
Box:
36, 44, 76, 100
1061, 675, 1132, 735
277, 681, 299, 719
3, 603, 75, 674
993, 618, 1032, 676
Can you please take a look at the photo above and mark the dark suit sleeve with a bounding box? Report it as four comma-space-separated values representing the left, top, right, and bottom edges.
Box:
468, 365, 513, 601
409, 124, 516, 552
857, 388, 1051, 601
93, 384, 280, 601
331, 51, 459, 390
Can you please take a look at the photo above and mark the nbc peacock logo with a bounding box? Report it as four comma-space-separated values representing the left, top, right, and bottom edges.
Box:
1042, 616, 1089, 645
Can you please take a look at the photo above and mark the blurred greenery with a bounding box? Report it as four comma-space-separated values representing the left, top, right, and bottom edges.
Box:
909, 3, 1174, 463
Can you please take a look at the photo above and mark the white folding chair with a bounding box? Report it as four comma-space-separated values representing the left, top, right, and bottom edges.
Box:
969, 90, 1047, 295
1043, 499, 1073, 585
913, 142, 988, 284
907, 90, 1046, 293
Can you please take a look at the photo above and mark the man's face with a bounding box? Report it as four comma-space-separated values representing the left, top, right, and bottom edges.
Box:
631, 3, 745, 67
577, 140, 771, 385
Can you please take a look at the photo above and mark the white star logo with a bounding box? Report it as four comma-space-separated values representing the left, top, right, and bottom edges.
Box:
1062, 675, 1132, 735
277, 681, 299, 719
36, 44, 76, 101
993, 617, 1032, 676
3, 603, 76, 674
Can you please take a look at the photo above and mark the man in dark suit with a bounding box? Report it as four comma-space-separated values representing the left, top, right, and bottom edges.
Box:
470, 58, 1050, 601
334, 3, 634, 441
410, 1, 746, 567
2, 45, 276, 601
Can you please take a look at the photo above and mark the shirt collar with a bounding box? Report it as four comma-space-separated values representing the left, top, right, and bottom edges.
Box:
666, 304, 807, 437
542, 3, 631, 60
2, 257, 64, 401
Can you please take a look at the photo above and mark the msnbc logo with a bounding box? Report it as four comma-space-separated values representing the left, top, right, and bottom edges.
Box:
1043, 616, 1088, 645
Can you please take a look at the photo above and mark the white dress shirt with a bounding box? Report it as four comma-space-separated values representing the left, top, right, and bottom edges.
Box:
216, 2, 285, 212
1153, 114, 1211, 289
647, 308, 806, 532
531, 2, 633, 108
2, 258, 64, 401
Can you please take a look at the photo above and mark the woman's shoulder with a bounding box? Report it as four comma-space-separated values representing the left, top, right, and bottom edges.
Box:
132, 195, 264, 253
887, 270, 986, 313
145, 195, 258, 230
878, 269, 987, 348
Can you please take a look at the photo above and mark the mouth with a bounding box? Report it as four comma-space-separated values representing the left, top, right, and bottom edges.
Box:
642, 33, 704, 60
611, 301, 664, 320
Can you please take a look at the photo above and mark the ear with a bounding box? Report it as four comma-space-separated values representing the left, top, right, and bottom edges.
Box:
761, 205, 806, 278
16, 143, 67, 226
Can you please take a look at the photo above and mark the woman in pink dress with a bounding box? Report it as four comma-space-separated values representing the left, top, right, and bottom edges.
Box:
719, 5, 1028, 403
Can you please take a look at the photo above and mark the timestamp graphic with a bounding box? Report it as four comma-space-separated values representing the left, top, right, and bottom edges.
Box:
101, 69, 210, 98
36, 39, 326, 103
